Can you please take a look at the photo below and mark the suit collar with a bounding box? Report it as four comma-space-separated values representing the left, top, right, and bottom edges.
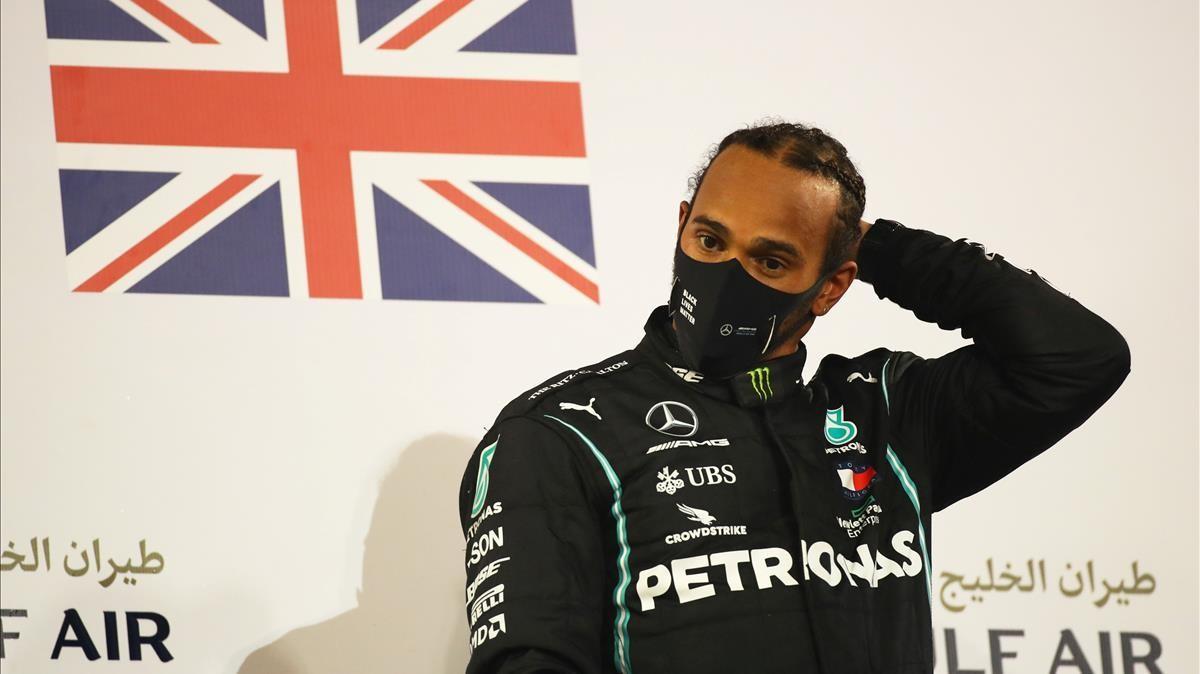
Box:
634, 304, 814, 407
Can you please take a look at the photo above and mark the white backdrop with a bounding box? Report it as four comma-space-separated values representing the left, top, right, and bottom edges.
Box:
2, 1, 1197, 672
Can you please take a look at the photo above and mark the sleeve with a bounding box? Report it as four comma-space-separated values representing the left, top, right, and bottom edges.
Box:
857, 219, 1132, 512
458, 413, 609, 673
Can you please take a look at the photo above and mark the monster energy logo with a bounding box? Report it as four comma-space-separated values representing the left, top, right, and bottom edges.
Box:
469, 439, 499, 518
747, 367, 774, 400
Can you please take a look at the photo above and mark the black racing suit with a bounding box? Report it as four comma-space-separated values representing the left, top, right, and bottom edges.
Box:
457, 219, 1131, 673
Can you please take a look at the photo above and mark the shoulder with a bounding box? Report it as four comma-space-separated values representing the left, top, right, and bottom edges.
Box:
459, 350, 640, 524
487, 347, 645, 425
812, 347, 933, 410
457, 412, 605, 532
462, 347, 647, 471
812, 347, 896, 386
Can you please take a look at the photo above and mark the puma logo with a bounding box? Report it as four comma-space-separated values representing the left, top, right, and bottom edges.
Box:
559, 397, 601, 420
846, 372, 878, 384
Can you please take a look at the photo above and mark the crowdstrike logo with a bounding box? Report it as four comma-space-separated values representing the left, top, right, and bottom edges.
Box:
664, 503, 748, 545
645, 401, 699, 437
677, 503, 716, 525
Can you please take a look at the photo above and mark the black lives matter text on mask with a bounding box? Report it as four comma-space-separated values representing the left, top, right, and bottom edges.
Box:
678, 288, 698, 325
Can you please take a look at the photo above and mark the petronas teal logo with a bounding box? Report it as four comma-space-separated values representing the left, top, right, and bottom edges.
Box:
469, 438, 499, 518
747, 366, 774, 400
824, 406, 858, 445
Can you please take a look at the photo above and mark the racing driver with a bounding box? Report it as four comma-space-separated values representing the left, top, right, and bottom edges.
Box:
457, 120, 1131, 673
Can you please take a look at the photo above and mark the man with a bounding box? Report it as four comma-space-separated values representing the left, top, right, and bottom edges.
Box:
457, 121, 1130, 673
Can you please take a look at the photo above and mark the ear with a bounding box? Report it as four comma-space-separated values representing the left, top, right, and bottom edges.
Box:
677, 200, 690, 236
815, 260, 859, 316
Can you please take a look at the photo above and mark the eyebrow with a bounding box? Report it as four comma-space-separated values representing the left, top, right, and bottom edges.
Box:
692, 215, 805, 262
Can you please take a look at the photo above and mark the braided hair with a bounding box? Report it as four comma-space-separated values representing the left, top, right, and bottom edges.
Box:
686, 116, 867, 277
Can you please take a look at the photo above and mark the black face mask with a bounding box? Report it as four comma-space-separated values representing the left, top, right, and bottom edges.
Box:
667, 233, 831, 379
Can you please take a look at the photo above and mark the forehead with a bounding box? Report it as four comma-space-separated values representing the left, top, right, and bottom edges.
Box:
692, 144, 841, 250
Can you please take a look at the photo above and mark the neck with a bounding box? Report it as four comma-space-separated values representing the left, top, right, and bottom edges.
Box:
763, 339, 800, 361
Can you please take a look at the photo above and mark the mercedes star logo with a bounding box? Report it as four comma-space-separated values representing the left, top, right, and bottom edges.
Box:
719, 323, 733, 336
645, 401, 699, 437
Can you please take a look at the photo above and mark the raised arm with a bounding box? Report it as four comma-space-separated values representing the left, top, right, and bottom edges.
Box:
458, 414, 609, 673
857, 219, 1131, 512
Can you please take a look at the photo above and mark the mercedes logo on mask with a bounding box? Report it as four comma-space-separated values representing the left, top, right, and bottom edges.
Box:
645, 401, 699, 437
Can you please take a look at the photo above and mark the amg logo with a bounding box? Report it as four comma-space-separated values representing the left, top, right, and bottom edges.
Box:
646, 438, 730, 454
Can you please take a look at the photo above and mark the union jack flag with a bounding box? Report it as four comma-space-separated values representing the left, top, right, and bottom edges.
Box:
46, 0, 597, 302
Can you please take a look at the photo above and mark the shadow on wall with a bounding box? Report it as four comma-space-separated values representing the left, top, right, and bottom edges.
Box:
239, 433, 476, 674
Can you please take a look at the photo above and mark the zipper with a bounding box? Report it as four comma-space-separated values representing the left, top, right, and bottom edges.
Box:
758, 399, 829, 673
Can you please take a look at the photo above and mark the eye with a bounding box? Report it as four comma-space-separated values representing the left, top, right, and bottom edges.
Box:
697, 233, 722, 251
760, 257, 786, 272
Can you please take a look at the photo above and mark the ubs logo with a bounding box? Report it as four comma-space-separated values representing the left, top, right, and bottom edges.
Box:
645, 401, 699, 437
